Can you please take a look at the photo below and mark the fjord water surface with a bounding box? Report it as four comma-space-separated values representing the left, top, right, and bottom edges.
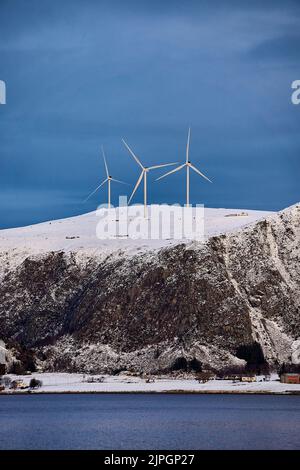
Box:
0, 394, 299, 449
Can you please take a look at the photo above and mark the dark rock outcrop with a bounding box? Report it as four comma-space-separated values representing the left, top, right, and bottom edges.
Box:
0, 204, 299, 374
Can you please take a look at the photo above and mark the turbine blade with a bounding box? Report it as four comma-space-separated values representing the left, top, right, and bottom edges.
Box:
101, 146, 109, 178
128, 171, 144, 204
186, 127, 191, 163
111, 178, 129, 185
156, 164, 185, 181
83, 178, 108, 202
122, 139, 144, 169
190, 164, 212, 183
148, 162, 178, 170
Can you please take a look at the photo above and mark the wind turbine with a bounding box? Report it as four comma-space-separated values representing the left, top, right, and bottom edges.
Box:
156, 128, 212, 207
122, 139, 177, 217
84, 146, 128, 208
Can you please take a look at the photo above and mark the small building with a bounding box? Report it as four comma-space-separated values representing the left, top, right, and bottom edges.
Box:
240, 376, 256, 383
280, 373, 300, 384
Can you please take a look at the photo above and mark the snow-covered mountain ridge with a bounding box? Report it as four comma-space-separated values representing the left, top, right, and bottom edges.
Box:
0, 204, 299, 374
0, 206, 272, 269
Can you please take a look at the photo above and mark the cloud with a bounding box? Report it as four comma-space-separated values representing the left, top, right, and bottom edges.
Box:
0, 0, 299, 227
247, 34, 300, 62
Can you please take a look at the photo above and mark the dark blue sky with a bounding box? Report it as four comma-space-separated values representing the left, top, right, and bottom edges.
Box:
0, 0, 299, 228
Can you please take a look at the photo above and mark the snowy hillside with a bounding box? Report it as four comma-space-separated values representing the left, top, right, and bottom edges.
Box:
0, 203, 299, 375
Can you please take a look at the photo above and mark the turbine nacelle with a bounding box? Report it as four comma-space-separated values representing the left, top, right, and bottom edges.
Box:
122, 138, 177, 215
84, 146, 128, 205
156, 128, 212, 206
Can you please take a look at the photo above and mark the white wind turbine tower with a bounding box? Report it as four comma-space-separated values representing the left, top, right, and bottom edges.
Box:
156, 128, 212, 207
122, 139, 177, 217
84, 146, 128, 207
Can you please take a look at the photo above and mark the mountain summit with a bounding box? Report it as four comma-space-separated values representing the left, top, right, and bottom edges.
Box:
0, 204, 299, 374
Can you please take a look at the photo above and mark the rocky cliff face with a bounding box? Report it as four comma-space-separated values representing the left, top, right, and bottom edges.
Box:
0, 204, 299, 374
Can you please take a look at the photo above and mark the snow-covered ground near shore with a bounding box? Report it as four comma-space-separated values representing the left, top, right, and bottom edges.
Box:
2, 373, 300, 394
0, 205, 273, 262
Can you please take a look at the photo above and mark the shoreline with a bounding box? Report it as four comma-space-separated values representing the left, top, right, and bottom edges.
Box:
1, 390, 300, 396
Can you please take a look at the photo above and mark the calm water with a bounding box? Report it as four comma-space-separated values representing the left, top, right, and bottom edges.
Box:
0, 394, 299, 450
